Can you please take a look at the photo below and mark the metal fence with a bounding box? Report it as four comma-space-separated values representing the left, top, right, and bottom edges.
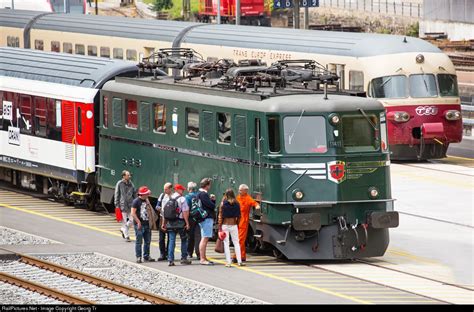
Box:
318, 0, 423, 18
423, 0, 473, 23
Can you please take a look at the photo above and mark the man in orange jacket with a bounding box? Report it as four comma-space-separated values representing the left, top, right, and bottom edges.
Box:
233, 184, 260, 262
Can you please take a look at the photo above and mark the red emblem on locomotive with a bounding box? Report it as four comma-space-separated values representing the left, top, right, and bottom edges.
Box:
327, 161, 346, 184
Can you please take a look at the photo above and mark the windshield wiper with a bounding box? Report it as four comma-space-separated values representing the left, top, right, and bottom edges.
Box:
358, 108, 377, 131
419, 68, 429, 93
288, 109, 305, 145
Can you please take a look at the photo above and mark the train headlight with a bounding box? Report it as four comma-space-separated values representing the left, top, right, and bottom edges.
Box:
368, 187, 379, 199
445, 110, 461, 121
329, 114, 340, 126
416, 54, 424, 64
292, 189, 304, 201
388, 111, 410, 123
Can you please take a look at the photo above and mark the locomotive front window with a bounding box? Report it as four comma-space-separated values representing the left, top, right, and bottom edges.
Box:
409, 74, 438, 98
342, 115, 379, 152
370, 75, 407, 99
283, 116, 327, 154
438, 74, 459, 97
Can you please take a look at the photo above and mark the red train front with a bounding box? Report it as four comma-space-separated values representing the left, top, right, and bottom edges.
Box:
197, 0, 270, 26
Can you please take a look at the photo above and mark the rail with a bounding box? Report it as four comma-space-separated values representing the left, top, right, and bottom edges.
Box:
15, 253, 179, 305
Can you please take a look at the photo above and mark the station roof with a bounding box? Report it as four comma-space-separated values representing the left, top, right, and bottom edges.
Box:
0, 47, 139, 88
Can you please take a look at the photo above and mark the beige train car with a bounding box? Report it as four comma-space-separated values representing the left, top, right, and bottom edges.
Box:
0, 9, 462, 159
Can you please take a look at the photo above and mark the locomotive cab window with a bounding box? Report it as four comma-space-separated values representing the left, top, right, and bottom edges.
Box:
370, 75, 407, 98
437, 74, 459, 97
268, 116, 281, 153
342, 114, 379, 152
283, 116, 327, 154
217, 112, 231, 144
186, 108, 200, 139
409, 74, 437, 98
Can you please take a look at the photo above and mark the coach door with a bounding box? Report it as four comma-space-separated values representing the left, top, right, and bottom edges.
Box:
62, 101, 78, 172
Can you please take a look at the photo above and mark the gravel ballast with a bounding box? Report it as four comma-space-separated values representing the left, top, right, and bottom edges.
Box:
35, 253, 264, 304
0, 226, 59, 245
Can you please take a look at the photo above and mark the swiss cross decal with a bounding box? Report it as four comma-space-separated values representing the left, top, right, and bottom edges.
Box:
327, 161, 346, 184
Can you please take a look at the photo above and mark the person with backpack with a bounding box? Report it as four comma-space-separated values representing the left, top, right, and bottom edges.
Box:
130, 186, 156, 263
114, 170, 136, 242
218, 188, 244, 267
185, 182, 201, 259
197, 178, 216, 265
155, 182, 172, 261
161, 184, 192, 266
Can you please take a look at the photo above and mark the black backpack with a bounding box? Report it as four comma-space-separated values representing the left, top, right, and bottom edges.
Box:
190, 194, 208, 223
163, 197, 180, 221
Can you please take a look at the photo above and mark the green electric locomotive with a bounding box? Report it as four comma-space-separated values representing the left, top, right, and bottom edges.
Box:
98, 52, 398, 260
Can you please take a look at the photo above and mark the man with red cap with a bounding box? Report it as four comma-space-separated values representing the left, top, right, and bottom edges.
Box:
131, 186, 156, 263
161, 183, 192, 266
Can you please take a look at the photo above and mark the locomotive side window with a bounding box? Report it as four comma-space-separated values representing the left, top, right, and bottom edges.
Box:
113, 48, 123, 60
349, 71, 364, 91
370, 75, 407, 99
51, 41, 60, 52
63, 43, 73, 54
88, 45, 98, 57
283, 116, 327, 154
20, 95, 32, 134
235, 115, 247, 148
255, 118, 261, 153
437, 74, 459, 97
112, 98, 123, 127
100, 47, 110, 58
103, 96, 109, 128
75, 44, 85, 55
34, 97, 47, 137
186, 108, 200, 139
126, 99, 138, 129
342, 115, 379, 152
268, 116, 281, 153
409, 74, 437, 98
217, 112, 231, 144
202, 111, 213, 141
34, 40, 44, 51
153, 103, 166, 133
140, 102, 151, 132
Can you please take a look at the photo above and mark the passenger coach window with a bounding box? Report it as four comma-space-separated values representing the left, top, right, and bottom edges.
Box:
268, 116, 281, 153
349, 71, 364, 91
51, 41, 60, 52
235, 115, 247, 148
126, 100, 138, 129
438, 74, 459, 97
126, 49, 137, 61
34, 97, 47, 137
370, 75, 407, 98
63, 43, 73, 54
7, 36, 20, 47
113, 48, 123, 60
88, 45, 97, 57
20, 96, 32, 134
100, 47, 110, 58
34, 40, 44, 51
283, 116, 327, 154
75, 44, 85, 55
153, 103, 166, 133
186, 108, 200, 139
409, 74, 437, 98
217, 112, 231, 144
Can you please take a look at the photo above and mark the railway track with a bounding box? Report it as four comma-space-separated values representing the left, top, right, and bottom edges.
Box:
0, 251, 178, 305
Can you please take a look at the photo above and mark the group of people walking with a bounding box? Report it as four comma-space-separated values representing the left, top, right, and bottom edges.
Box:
114, 171, 260, 267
